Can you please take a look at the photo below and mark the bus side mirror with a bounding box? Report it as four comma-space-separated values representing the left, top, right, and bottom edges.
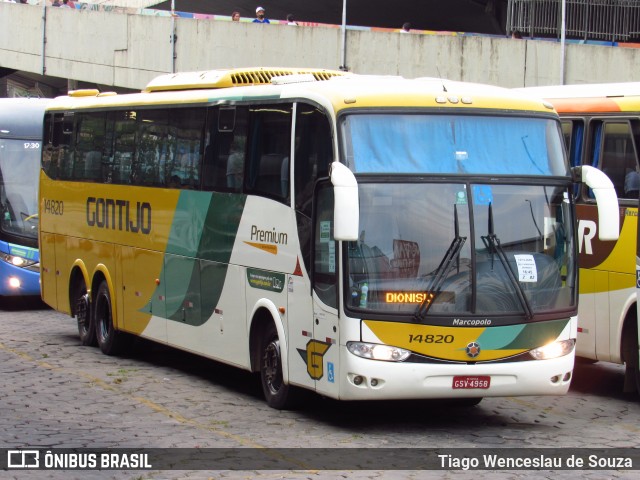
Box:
330, 162, 359, 241
573, 165, 620, 241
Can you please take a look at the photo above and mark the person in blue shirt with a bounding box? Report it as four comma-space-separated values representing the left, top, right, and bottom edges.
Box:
253, 6, 270, 23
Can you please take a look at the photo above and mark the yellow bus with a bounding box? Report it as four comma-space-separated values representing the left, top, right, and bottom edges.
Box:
521, 83, 640, 396
40, 68, 619, 408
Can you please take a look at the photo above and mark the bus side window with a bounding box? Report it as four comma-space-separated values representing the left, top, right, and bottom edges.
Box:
167, 107, 206, 188
43, 113, 56, 178
313, 184, 338, 309
134, 109, 171, 187
73, 112, 106, 182
49, 112, 74, 180
596, 121, 639, 200
562, 119, 583, 198
562, 119, 584, 169
202, 107, 249, 192
294, 103, 333, 273
246, 103, 292, 202
294, 103, 333, 217
109, 110, 138, 185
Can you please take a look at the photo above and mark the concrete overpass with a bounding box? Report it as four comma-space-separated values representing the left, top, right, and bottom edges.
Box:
1, 2, 640, 97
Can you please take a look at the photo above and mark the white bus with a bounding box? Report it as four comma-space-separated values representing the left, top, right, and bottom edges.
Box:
39, 68, 618, 408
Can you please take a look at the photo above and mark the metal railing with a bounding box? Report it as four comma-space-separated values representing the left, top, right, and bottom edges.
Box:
506, 0, 640, 42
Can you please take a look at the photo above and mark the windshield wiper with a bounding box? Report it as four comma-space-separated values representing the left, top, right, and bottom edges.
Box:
481, 202, 534, 320
415, 204, 466, 320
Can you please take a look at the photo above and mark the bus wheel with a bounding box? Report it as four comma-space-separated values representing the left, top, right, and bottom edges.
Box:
94, 281, 124, 356
260, 323, 297, 409
75, 284, 95, 346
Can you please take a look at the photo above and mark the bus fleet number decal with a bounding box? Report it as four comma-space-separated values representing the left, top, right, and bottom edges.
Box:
408, 334, 454, 344
43, 199, 64, 216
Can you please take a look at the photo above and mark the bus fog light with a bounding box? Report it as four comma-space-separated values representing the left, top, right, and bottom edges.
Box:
550, 375, 561, 383
353, 375, 364, 386
530, 339, 575, 360
563, 372, 572, 382
370, 378, 378, 387
8, 277, 21, 289
347, 342, 410, 362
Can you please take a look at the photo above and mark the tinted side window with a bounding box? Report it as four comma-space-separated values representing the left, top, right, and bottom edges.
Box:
313, 184, 337, 309
73, 112, 106, 182
168, 108, 205, 189
134, 109, 169, 187
294, 104, 333, 217
108, 110, 137, 184
596, 121, 639, 200
45, 107, 207, 187
44, 112, 74, 180
202, 106, 249, 192
246, 104, 292, 202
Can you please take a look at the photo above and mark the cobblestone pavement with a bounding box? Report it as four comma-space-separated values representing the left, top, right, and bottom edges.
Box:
0, 298, 638, 480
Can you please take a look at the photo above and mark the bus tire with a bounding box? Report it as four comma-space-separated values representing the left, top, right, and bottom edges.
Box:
259, 322, 298, 410
75, 283, 95, 346
94, 280, 124, 356
622, 313, 640, 395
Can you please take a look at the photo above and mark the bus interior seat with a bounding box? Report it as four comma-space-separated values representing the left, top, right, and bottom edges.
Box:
624, 169, 640, 199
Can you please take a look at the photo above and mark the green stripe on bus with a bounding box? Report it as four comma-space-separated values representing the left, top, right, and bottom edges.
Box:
475, 319, 570, 350
501, 318, 570, 350
152, 191, 247, 326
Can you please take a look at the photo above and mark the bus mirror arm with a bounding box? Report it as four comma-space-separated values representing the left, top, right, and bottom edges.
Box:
572, 165, 620, 241
330, 162, 359, 241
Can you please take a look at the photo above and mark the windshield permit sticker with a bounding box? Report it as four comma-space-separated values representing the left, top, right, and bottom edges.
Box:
320, 221, 331, 243
514, 254, 538, 282
472, 185, 493, 205
455, 190, 468, 205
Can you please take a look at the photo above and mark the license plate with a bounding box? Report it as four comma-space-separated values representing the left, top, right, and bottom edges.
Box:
452, 375, 491, 389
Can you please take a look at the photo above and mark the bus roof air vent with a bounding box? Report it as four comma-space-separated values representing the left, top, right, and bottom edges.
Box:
143, 68, 346, 92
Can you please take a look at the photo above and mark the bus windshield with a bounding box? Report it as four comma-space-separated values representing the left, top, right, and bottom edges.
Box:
341, 114, 569, 176
345, 181, 576, 319
0, 138, 41, 240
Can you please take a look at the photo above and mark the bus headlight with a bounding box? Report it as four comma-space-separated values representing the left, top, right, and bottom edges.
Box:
1, 253, 37, 269
347, 342, 411, 362
529, 339, 575, 360
11, 256, 25, 266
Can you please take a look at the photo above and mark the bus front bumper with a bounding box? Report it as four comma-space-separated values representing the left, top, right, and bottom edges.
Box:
336, 345, 574, 401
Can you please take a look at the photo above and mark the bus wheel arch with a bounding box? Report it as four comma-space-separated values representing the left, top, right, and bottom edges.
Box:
69, 266, 95, 347
620, 303, 640, 395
